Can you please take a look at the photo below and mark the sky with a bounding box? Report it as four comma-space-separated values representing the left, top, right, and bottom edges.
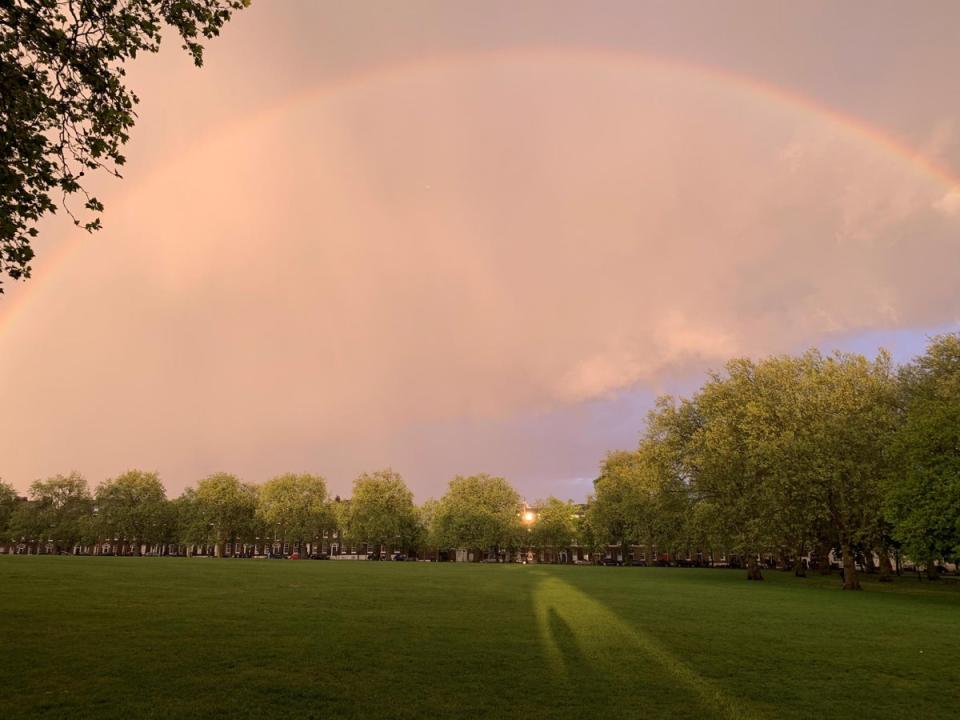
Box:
2, 1, 960, 501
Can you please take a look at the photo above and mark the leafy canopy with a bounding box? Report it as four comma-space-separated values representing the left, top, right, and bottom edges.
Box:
94, 469, 168, 547
0, 478, 19, 536
193, 471, 256, 545
886, 333, 960, 566
9, 471, 93, 547
432, 473, 521, 551
0, 0, 249, 290
343, 469, 418, 548
529, 497, 579, 550
257, 472, 330, 543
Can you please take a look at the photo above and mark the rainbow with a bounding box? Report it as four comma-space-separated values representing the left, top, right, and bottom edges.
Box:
3, 45, 958, 332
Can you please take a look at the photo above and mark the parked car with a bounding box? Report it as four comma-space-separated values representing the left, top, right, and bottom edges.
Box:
600, 557, 622, 566
310, 553, 330, 560
391, 553, 407, 561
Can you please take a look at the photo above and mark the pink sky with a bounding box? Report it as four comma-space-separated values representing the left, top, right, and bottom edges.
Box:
2, 1, 960, 500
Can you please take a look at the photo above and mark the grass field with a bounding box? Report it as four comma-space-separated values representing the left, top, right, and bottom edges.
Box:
1, 558, 958, 719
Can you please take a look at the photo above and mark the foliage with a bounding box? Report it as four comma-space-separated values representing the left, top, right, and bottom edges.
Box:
589, 440, 690, 561
94, 469, 168, 552
660, 351, 897, 586
9, 472, 93, 549
414, 498, 439, 552
171, 487, 206, 545
0, 479, 17, 536
343, 469, 418, 550
886, 333, 960, 569
679, 358, 780, 575
192, 472, 256, 556
0, 0, 248, 290
432, 473, 521, 551
588, 450, 643, 551
6, 499, 43, 542
572, 503, 604, 557
257, 472, 330, 546
529, 497, 579, 550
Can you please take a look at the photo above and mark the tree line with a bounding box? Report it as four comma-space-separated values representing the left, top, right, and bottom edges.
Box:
587, 333, 960, 590
0, 468, 580, 561
2, 334, 958, 589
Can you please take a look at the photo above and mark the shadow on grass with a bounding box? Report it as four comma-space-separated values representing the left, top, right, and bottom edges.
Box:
532, 573, 761, 720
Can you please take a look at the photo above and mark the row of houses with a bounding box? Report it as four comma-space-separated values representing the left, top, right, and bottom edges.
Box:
0, 540, 735, 564
0, 534, 914, 573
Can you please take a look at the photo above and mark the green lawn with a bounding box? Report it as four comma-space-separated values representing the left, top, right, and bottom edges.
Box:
1, 558, 958, 719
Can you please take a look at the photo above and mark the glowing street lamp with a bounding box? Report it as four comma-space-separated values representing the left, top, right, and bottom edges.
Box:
521, 507, 537, 563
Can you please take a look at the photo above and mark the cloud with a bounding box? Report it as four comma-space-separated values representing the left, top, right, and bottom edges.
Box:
934, 189, 960, 216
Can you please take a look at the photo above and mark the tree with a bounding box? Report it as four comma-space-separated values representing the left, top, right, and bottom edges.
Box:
650, 350, 896, 588
172, 488, 208, 552
193, 472, 256, 557
7, 499, 44, 546
632, 433, 692, 564
0, 479, 17, 538
413, 498, 439, 558
588, 451, 643, 561
681, 499, 728, 565
590, 425, 695, 567
677, 359, 785, 581
257, 473, 329, 554
18, 472, 93, 551
432, 474, 521, 556
734, 353, 829, 577
343, 469, 418, 554
886, 333, 960, 578
530, 497, 578, 560
94, 469, 168, 554
799, 351, 898, 590
0, 0, 249, 290
573, 506, 605, 562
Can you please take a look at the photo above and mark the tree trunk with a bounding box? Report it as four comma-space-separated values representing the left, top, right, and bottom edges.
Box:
133, 540, 142, 557
926, 563, 940, 580
746, 555, 764, 580
817, 543, 833, 575
215, 541, 223, 558
863, 551, 876, 574
841, 540, 861, 590
793, 556, 807, 577
878, 551, 893, 582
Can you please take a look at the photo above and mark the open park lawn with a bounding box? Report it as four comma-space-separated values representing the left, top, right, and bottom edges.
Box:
1, 558, 958, 719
